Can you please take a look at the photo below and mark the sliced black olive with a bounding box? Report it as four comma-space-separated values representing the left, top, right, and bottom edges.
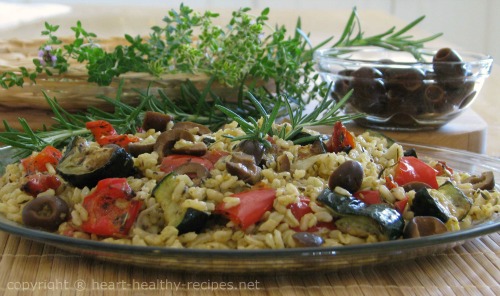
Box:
464, 171, 495, 190
292, 232, 324, 247
328, 160, 364, 193
56, 137, 135, 188
403, 216, 447, 239
142, 111, 173, 132
172, 121, 211, 135
22, 195, 69, 231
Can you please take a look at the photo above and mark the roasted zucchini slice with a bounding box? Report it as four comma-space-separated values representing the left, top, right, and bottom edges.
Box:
152, 173, 209, 234
317, 188, 404, 240
56, 137, 135, 188
412, 181, 472, 222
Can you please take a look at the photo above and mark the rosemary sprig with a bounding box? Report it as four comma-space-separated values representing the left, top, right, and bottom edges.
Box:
216, 93, 281, 148
333, 7, 442, 61
216, 87, 363, 147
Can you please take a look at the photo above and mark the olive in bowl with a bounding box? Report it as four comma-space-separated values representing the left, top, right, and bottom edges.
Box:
314, 47, 493, 130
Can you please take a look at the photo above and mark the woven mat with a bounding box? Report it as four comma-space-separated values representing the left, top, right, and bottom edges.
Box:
0, 231, 498, 296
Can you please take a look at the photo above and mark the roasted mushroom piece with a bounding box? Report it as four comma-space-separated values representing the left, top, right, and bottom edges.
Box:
154, 129, 207, 158
172, 121, 212, 135
235, 139, 265, 164
403, 216, 448, 239
276, 154, 291, 173
464, 171, 495, 190
226, 152, 262, 185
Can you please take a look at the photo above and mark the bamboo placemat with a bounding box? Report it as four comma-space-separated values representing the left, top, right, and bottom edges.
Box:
0, 231, 498, 296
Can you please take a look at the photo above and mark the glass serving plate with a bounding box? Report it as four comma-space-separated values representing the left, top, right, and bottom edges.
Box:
0, 143, 498, 273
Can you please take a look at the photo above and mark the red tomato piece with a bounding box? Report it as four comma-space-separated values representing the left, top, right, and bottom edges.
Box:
288, 197, 313, 220
160, 155, 215, 174
353, 190, 382, 205
394, 196, 409, 215
21, 173, 61, 197
215, 188, 276, 229
201, 150, 229, 165
326, 121, 356, 153
394, 156, 439, 189
288, 197, 337, 232
434, 160, 454, 177
81, 178, 142, 237
21, 145, 62, 174
85, 120, 117, 139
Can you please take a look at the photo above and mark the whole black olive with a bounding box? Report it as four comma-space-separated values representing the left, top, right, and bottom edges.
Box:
328, 160, 364, 193
424, 83, 446, 105
433, 48, 466, 78
351, 67, 387, 114
333, 69, 353, 99
22, 196, 70, 231
385, 68, 425, 92
433, 48, 467, 89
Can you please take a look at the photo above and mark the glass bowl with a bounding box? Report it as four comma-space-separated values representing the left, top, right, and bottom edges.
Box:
314, 47, 493, 131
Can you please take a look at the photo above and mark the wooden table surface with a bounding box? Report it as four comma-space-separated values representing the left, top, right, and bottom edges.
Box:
0, 4, 499, 295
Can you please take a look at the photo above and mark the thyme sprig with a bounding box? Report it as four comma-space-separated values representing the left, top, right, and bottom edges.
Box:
0, 6, 441, 102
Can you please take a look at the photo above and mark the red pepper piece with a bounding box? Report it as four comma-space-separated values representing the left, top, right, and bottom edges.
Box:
353, 190, 383, 205
85, 120, 117, 139
394, 156, 439, 189
326, 121, 356, 153
96, 134, 140, 148
21, 173, 61, 197
21, 145, 62, 174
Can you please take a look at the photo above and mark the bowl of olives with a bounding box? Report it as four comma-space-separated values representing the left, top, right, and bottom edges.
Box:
314, 46, 493, 130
